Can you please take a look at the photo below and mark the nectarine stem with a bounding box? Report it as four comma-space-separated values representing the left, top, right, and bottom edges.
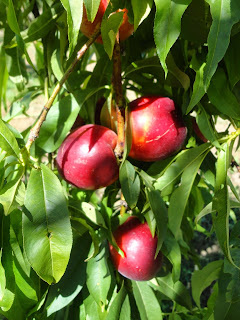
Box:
25, 26, 101, 152
112, 35, 125, 159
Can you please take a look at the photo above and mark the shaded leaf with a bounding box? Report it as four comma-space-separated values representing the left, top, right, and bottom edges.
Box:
131, 0, 153, 30
120, 160, 140, 209
83, 0, 101, 22
0, 119, 20, 159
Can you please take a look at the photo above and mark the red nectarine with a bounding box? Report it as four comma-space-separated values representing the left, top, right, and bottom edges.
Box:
128, 96, 187, 162
56, 124, 119, 190
109, 216, 163, 281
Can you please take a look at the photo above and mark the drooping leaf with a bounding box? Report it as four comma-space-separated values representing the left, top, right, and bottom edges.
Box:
106, 284, 127, 320
0, 250, 6, 301
23, 164, 72, 284
153, 0, 192, 74
204, 0, 240, 89
132, 281, 162, 320
120, 160, 140, 209
191, 260, 223, 307
60, 0, 83, 56
224, 33, 240, 88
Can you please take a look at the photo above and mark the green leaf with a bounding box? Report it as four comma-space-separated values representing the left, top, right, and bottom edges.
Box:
83, 0, 101, 22
168, 151, 207, 237
131, 0, 153, 30
224, 33, 240, 88
153, 0, 192, 74
60, 0, 83, 56
86, 244, 111, 307
196, 104, 220, 147
0, 119, 20, 159
0, 250, 6, 301
45, 234, 91, 317
23, 164, 72, 284
150, 274, 192, 309
102, 11, 124, 59
166, 53, 190, 91
191, 260, 223, 307
0, 167, 25, 216
204, 0, 240, 89
147, 189, 168, 252
162, 231, 181, 282
155, 143, 210, 195
132, 281, 162, 320
186, 55, 206, 114
119, 160, 140, 209
106, 284, 127, 320
207, 68, 240, 120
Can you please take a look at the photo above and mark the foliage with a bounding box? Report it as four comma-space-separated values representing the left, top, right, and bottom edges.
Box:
0, 0, 240, 319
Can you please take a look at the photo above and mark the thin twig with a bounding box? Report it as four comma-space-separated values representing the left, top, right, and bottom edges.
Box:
25, 26, 101, 152
112, 33, 125, 159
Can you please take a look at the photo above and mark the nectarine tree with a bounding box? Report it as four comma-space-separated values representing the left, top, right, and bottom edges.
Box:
1, 0, 240, 319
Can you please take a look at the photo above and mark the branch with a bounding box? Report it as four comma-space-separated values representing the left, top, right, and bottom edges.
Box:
112, 34, 125, 159
25, 27, 101, 152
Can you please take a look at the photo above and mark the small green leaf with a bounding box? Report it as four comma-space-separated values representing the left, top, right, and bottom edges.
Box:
0, 167, 25, 216
132, 281, 162, 320
192, 260, 223, 307
23, 164, 72, 284
120, 160, 140, 209
0, 119, 20, 159
101, 11, 124, 59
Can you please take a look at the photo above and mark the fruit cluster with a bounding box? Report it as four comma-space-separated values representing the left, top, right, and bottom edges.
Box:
56, 2, 188, 282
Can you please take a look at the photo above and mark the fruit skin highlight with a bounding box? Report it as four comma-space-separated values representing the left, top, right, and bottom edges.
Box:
128, 96, 187, 162
109, 216, 163, 281
56, 124, 119, 190
80, 0, 134, 43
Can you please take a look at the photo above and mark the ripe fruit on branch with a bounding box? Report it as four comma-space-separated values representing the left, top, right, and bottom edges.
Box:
56, 124, 119, 190
109, 216, 163, 281
128, 96, 187, 162
80, 0, 134, 43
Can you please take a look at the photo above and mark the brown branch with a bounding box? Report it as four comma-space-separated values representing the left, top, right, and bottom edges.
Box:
112, 34, 125, 159
25, 27, 101, 152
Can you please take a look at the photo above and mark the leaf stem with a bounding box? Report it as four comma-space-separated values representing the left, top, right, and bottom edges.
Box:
112, 34, 125, 159
25, 26, 101, 152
